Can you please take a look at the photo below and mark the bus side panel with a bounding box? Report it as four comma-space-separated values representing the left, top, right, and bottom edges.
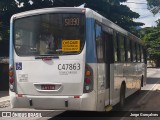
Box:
111, 62, 145, 106
85, 18, 97, 63
110, 63, 124, 105
9, 19, 14, 67
84, 17, 98, 111
80, 64, 97, 111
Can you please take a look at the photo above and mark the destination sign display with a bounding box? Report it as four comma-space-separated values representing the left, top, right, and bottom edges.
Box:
64, 17, 80, 26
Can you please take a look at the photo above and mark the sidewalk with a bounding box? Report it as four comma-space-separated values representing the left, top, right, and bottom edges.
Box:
0, 91, 10, 104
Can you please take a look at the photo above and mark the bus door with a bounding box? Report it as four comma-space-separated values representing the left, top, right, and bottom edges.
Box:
103, 29, 114, 108
95, 24, 113, 111
95, 24, 105, 111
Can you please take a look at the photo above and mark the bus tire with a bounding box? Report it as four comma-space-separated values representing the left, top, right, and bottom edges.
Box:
137, 75, 144, 94
141, 75, 144, 87
119, 83, 126, 110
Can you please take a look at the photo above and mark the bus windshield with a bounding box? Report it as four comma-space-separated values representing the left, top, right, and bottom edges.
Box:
14, 13, 85, 56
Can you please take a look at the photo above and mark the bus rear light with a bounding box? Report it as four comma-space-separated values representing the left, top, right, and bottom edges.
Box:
9, 84, 14, 90
86, 70, 91, 76
85, 86, 90, 91
85, 78, 91, 84
9, 65, 15, 92
74, 96, 80, 98
9, 71, 14, 77
82, 9, 86, 13
9, 77, 14, 84
83, 64, 93, 93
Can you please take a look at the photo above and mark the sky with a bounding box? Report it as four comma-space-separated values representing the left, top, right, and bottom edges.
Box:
14, 0, 160, 28
122, 0, 160, 28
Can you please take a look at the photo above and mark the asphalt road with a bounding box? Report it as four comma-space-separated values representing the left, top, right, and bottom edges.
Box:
1, 68, 160, 120
51, 68, 160, 119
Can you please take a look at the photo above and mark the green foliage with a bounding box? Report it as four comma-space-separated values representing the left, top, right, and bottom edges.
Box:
156, 19, 160, 27
140, 20, 160, 67
0, 0, 144, 33
0, 0, 144, 57
146, 0, 160, 15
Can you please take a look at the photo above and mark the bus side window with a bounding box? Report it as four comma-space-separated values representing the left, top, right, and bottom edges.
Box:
114, 32, 117, 62
124, 37, 128, 62
119, 34, 125, 62
116, 33, 121, 62
135, 43, 138, 62
141, 46, 144, 62
130, 39, 133, 62
103, 32, 114, 63
95, 24, 104, 63
127, 38, 131, 62
132, 41, 136, 62
121, 36, 125, 62
137, 44, 141, 62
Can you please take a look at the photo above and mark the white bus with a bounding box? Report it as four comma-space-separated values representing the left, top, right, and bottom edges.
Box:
9, 7, 147, 111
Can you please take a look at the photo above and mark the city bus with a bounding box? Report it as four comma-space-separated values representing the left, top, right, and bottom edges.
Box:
9, 7, 147, 111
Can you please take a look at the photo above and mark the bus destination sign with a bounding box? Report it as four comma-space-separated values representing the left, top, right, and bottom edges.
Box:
64, 17, 80, 26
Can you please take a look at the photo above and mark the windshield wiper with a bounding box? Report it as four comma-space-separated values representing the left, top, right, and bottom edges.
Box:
35, 55, 59, 60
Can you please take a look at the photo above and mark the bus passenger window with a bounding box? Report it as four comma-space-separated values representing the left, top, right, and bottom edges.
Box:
116, 33, 121, 62
141, 47, 144, 62
113, 32, 118, 62
95, 24, 103, 63
132, 41, 136, 62
119, 34, 125, 62
135, 43, 138, 62
137, 44, 141, 62
127, 39, 131, 62
124, 37, 128, 62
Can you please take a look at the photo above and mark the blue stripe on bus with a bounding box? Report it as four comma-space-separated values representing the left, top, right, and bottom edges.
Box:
9, 22, 13, 66
85, 18, 97, 63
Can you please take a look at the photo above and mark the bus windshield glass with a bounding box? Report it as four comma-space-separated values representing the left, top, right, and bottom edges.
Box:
14, 13, 85, 56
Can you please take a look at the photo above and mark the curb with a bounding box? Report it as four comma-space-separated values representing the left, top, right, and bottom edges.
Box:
0, 96, 10, 108
0, 96, 10, 102
0, 100, 10, 108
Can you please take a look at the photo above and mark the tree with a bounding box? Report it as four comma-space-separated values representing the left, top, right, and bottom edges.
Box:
0, 0, 144, 31
156, 19, 160, 26
146, 0, 160, 14
140, 19, 160, 67
0, 0, 144, 57
19, 0, 144, 31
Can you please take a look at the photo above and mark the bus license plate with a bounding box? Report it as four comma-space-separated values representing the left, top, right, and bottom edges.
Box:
41, 85, 55, 90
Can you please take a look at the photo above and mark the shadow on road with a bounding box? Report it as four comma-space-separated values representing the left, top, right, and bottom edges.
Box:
0, 91, 9, 98
49, 77, 160, 118
146, 78, 160, 84
51, 90, 160, 118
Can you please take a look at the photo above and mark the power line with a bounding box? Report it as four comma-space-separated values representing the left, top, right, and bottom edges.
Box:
126, 2, 147, 4
139, 14, 154, 19
130, 7, 148, 9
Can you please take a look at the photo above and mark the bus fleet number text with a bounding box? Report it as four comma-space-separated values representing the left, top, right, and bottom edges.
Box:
58, 63, 80, 71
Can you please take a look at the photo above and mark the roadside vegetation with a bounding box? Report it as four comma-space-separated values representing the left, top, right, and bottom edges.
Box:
140, 19, 160, 67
